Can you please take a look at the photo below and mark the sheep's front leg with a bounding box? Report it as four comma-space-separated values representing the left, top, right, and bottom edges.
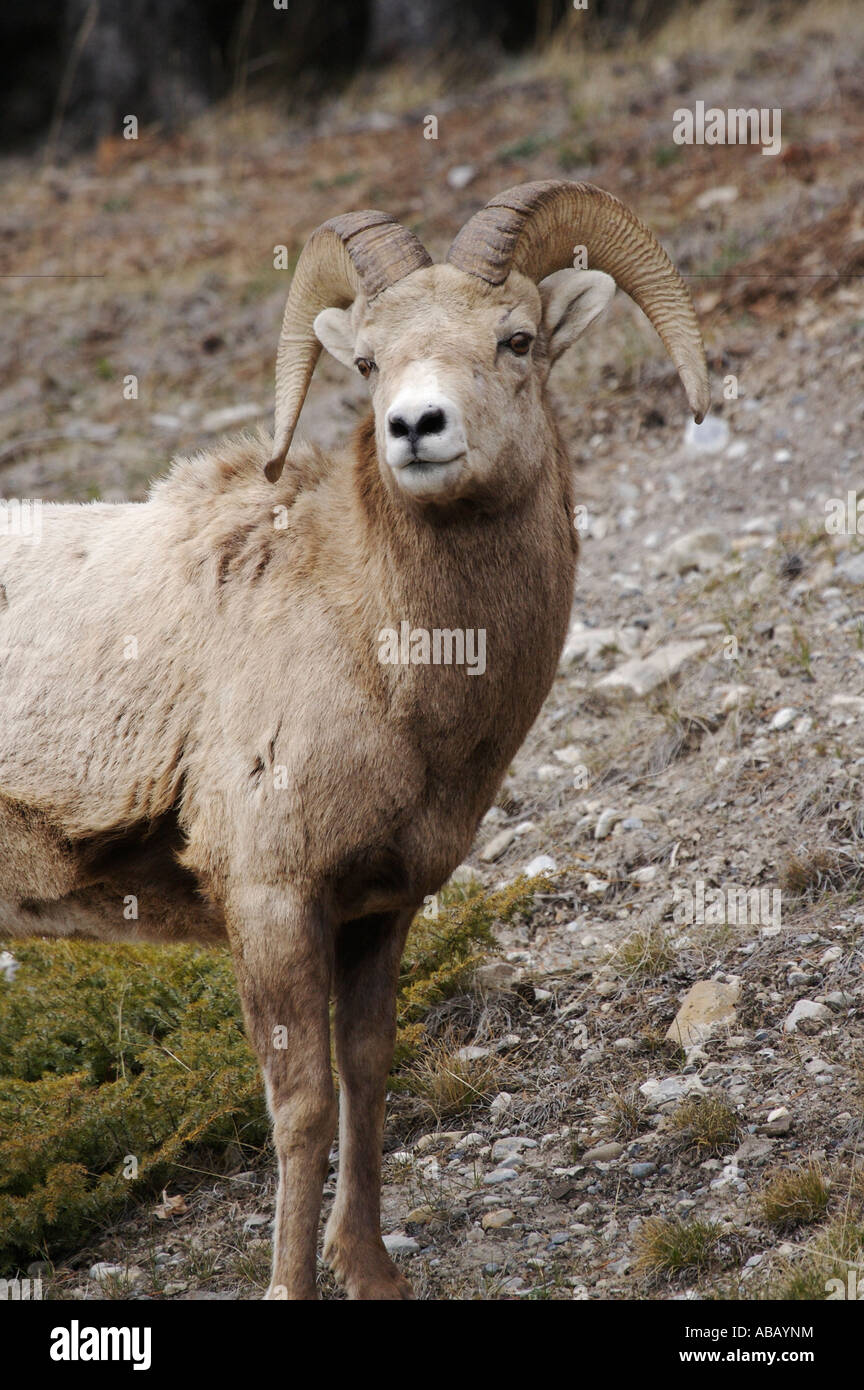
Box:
228, 885, 337, 1301
324, 909, 414, 1300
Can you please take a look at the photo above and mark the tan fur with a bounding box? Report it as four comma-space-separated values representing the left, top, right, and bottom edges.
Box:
0, 265, 597, 1299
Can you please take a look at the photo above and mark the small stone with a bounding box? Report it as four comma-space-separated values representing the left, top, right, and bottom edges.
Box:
594, 808, 621, 840
640, 1075, 706, 1110
721, 684, 751, 711
665, 978, 741, 1048
446, 164, 476, 190
597, 640, 706, 699
150, 412, 182, 431
759, 1107, 792, 1137
582, 1142, 624, 1163
484, 1167, 519, 1184
684, 418, 730, 455
769, 707, 798, 730
733, 1135, 774, 1164
562, 623, 636, 665
455, 1045, 491, 1063
805, 1057, 832, 1075
383, 1233, 420, 1255
200, 403, 266, 432
489, 1092, 513, 1121
552, 746, 582, 766
481, 1208, 516, 1230
695, 184, 739, 210
838, 552, 864, 584
481, 828, 516, 862
662, 527, 730, 572
406, 1205, 437, 1225
630, 865, 658, 885
0, 950, 18, 983
830, 693, 864, 710
524, 854, 556, 877
784, 999, 830, 1033
454, 1132, 486, 1153
416, 1130, 464, 1153
89, 1262, 143, 1284
822, 990, 853, 1011
584, 875, 609, 897
492, 1136, 537, 1163
630, 1162, 657, 1178
449, 864, 480, 886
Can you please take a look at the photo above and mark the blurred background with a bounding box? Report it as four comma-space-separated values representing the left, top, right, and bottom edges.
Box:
0, 0, 860, 501
0, 1, 725, 151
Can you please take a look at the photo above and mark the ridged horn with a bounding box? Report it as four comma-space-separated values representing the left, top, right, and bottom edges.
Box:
265, 211, 432, 481
447, 180, 709, 423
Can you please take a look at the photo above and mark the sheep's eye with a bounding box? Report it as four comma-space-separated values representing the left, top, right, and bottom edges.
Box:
505, 332, 533, 356
355, 357, 375, 379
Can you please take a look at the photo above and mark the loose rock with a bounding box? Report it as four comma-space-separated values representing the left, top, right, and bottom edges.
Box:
665, 978, 741, 1048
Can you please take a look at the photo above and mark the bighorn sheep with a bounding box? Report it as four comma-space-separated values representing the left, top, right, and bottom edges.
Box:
0, 181, 708, 1299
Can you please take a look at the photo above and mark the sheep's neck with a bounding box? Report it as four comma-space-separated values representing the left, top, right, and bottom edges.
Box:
337, 416, 578, 770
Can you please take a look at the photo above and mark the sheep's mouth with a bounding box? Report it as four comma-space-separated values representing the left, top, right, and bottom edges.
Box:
400, 453, 465, 470
392, 453, 467, 498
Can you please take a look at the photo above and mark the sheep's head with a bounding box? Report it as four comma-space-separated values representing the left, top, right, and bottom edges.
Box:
313, 264, 617, 507
264, 182, 711, 509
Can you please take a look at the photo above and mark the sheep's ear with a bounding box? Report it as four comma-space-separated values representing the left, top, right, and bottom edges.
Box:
539, 269, 616, 365
313, 307, 356, 368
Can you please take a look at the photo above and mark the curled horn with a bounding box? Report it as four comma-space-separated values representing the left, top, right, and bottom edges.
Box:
447, 180, 709, 423
265, 212, 432, 482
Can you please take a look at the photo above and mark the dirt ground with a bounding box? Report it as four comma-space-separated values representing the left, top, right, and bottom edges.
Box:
3, 2, 863, 1299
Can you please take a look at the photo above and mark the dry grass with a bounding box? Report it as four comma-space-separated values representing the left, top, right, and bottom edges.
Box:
405, 1040, 502, 1121
781, 848, 864, 903
635, 1216, 724, 1279
768, 1215, 864, 1300
760, 1162, 832, 1231
616, 923, 674, 979
670, 1096, 743, 1156
609, 1088, 646, 1140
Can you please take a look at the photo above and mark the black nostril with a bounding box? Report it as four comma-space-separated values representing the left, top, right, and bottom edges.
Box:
417, 408, 445, 436
388, 414, 410, 438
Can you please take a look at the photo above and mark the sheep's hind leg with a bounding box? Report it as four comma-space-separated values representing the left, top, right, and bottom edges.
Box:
324, 908, 415, 1300
227, 884, 337, 1301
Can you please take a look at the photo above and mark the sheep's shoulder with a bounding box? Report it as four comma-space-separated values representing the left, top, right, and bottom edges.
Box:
152, 430, 334, 510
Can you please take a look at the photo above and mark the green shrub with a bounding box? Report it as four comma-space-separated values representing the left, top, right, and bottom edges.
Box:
0, 942, 266, 1272
0, 876, 537, 1271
